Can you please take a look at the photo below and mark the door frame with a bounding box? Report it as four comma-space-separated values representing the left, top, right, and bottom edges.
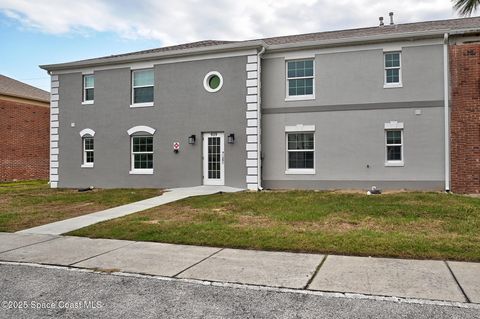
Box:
203, 132, 225, 186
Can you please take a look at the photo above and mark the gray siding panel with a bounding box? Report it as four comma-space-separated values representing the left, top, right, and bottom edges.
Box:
261, 107, 445, 187
262, 45, 444, 109
58, 56, 248, 188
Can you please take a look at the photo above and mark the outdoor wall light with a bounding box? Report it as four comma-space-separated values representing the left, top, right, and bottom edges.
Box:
227, 133, 235, 144
188, 135, 196, 144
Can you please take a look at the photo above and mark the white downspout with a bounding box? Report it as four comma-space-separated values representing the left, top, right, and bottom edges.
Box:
257, 46, 266, 190
443, 32, 450, 192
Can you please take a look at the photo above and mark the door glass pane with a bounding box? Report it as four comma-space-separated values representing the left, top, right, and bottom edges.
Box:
207, 136, 221, 179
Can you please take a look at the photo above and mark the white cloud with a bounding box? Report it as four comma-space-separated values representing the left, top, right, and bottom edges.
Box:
0, 0, 460, 45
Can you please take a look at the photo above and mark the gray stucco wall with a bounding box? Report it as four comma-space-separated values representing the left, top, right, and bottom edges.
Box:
261, 107, 445, 190
262, 44, 444, 109
57, 56, 248, 188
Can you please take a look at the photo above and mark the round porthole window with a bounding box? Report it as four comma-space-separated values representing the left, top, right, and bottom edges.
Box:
203, 71, 223, 93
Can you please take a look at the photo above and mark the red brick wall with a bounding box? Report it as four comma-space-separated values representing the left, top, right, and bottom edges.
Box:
450, 43, 480, 194
0, 99, 50, 181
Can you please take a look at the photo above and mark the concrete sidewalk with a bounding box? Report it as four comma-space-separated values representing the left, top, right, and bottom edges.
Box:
0, 232, 478, 304
17, 186, 242, 235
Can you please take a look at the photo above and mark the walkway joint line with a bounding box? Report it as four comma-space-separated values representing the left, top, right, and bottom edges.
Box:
69, 240, 137, 266
444, 260, 471, 303
304, 254, 328, 290
0, 236, 60, 255
172, 248, 225, 278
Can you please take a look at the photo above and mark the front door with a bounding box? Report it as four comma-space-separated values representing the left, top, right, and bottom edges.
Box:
203, 132, 225, 185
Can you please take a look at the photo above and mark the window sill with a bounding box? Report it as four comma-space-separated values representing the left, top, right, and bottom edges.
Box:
81, 163, 94, 168
129, 169, 154, 175
285, 169, 316, 175
285, 95, 315, 102
385, 162, 404, 167
130, 102, 154, 108
383, 83, 403, 89
82, 101, 94, 105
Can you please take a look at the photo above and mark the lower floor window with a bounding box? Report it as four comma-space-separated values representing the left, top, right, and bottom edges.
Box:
132, 136, 153, 169
386, 129, 403, 163
83, 137, 94, 166
287, 132, 314, 169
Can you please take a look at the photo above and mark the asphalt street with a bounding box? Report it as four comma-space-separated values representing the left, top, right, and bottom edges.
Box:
0, 263, 478, 319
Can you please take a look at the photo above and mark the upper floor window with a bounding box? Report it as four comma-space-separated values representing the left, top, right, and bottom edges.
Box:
83, 75, 94, 104
384, 52, 402, 88
82, 137, 94, 167
286, 60, 314, 100
385, 129, 403, 166
131, 69, 154, 107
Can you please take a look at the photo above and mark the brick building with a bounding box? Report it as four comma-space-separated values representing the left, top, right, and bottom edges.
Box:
0, 75, 50, 181
450, 42, 480, 194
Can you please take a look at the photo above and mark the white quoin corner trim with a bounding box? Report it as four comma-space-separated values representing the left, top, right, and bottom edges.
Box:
79, 128, 96, 137
127, 125, 156, 135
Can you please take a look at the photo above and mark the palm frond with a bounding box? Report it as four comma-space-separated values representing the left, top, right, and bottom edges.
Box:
453, 0, 480, 16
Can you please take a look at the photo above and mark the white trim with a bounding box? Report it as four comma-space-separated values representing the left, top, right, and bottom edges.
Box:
79, 128, 96, 137
384, 51, 402, 87
50, 74, 60, 189
82, 74, 94, 103
263, 38, 442, 60
285, 169, 316, 175
81, 163, 94, 168
203, 71, 224, 93
285, 131, 315, 173
82, 136, 94, 167
385, 129, 404, 167
384, 162, 404, 167
131, 69, 154, 106
81, 100, 94, 105
51, 49, 258, 75
130, 135, 154, 173
383, 83, 403, 89
129, 169, 153, 175
443, 32, 450, 191
384, 121, 404, 129
285, 95, 315, 102
285, 58, 315, 101
203, 132, 225, 186
285, 124, 315, 132
383, 45, 402, 52
130, 102, 154, 108
127, 125, 156, 135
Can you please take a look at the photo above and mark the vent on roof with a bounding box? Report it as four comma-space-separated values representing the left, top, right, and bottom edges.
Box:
379, 16, 384, 27
389, 12, 395, 25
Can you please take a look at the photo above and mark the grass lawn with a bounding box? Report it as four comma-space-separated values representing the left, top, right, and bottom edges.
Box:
0, 180, 162, 232
69, 190, 480, 261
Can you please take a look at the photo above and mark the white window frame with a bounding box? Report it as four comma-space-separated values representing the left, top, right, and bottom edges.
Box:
383, 51, 402, 88
81, 136, 94, 168
203, 71, 223, 93
82, 74, 94, 105
130, 135, 154, 175
285, 129, 316, 175
285, 59, 315, 101
385, 129, 404, 167
131, 69, 154, 108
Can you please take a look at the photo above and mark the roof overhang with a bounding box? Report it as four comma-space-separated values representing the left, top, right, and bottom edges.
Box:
39, 27, 480, 73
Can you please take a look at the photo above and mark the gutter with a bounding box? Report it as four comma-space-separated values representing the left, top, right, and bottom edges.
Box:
443, 32, 450, 192
256, 46, 266, 191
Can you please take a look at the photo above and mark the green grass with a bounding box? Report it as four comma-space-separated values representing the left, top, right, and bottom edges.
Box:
68, 190, 480, 261
0, 180, 162, 232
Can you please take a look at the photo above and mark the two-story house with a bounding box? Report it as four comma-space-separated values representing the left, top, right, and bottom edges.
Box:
40, 16, 480, 193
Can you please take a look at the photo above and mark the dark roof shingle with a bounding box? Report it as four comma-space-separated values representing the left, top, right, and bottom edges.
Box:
0, 75, 50, 102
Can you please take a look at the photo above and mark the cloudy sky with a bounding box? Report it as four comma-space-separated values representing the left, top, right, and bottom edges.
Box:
0, 0, 469, 91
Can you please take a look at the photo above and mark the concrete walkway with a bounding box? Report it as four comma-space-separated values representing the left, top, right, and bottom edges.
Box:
17, 186, 243, 235
0, 232, 479, 305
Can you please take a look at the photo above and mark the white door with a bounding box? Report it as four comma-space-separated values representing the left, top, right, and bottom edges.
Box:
203, 132, 225, 185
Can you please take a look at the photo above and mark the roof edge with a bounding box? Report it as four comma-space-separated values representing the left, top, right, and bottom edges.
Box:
40, 40, 266, 72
